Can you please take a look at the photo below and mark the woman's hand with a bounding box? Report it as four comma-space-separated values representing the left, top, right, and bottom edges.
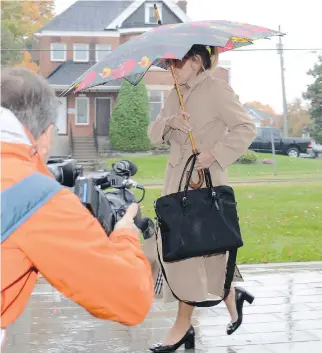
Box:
195, 151, 216, 170
166, 111, 192, 133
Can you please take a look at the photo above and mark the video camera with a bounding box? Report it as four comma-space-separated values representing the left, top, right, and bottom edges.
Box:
47, 156, 155, 240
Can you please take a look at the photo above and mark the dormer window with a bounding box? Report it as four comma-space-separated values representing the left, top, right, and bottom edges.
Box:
73, 43, 89, 62
145, 2, 162, 24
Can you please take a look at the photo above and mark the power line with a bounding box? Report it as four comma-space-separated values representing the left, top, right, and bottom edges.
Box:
1, 48, 321, 52
234, 48, 321, 52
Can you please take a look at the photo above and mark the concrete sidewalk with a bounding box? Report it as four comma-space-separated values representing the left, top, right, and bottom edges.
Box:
4, 262, 322, 353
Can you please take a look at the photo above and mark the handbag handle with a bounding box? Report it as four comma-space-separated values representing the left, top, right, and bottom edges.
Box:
178, 155, 215, 194
178, 154, 198, 193
155, 232, 237, 307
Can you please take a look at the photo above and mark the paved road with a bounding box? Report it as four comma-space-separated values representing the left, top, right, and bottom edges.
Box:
4, 262, 322, 353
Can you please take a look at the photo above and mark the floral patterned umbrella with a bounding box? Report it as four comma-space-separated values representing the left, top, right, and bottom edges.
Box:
61, 20, 283, 96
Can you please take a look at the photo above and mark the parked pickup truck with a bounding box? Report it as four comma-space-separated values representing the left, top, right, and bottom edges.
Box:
249, 127, 312, 157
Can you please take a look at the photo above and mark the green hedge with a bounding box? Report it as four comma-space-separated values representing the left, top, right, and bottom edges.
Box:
110, 80, 151, 152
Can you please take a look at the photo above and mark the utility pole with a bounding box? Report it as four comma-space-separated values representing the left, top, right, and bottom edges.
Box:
277, 25, 288, 137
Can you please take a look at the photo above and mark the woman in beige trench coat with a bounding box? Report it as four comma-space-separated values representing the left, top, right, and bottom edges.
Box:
145, 45, 257, 352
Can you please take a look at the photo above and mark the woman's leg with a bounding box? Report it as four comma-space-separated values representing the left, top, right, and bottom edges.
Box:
224, 285, 238, 323
162, 301, 194, 345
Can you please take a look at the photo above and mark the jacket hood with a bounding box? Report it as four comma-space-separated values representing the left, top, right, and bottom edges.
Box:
0, 106, 32, 146
0, 106, 51, 177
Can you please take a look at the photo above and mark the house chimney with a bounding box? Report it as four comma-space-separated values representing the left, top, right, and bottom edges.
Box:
176, 0, 187, 13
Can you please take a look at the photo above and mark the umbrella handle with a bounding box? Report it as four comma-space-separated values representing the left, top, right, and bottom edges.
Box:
154, 3, 204, 189
169, 64, 205, 189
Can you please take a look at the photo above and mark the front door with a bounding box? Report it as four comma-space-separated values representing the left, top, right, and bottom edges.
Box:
56, 97, 67, 135
95, 98, 111, 136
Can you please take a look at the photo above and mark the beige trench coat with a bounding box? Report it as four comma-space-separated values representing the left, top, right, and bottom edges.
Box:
144, 70, 257, 303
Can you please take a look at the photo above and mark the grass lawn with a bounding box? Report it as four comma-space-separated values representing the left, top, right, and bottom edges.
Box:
138, 181, 322, 264
109, 153, 322, 184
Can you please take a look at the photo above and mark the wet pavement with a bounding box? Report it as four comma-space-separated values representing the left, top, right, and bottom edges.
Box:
4, 262, 322, 353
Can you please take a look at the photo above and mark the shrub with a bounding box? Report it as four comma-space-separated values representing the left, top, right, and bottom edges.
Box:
109, 80, 151, 152
238, 150, 258, 164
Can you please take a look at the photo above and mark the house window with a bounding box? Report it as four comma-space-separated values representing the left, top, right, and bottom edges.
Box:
50, 43, 66, 62
149, 90, 164, 121
75, 97, 90, 125
73, 43, 89, 62
95, 44, 112, 62
145, 3, 162, 24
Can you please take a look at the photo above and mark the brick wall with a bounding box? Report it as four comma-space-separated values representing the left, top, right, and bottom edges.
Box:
66, 92, 118, 137
39, 36, 120, 78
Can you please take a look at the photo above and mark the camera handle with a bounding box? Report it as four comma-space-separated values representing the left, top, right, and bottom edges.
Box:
134, 215, 155, 240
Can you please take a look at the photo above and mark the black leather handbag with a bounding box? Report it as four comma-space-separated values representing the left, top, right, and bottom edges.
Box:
154, 154, 243, 263
154, 154, 243, 307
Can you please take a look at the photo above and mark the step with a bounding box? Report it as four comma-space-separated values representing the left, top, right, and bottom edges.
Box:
73, 147, 97, 151
73, 155, 98, 159
73, 137, 95, 140
73, 143, 96, 148
73, 153, 97, 157
73, 144, 96, 147
74, 152, 97, 155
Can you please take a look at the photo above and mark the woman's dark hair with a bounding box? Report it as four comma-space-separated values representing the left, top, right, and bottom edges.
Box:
185, 44, 214, 71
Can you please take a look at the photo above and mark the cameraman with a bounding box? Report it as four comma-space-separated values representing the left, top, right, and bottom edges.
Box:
1, 68, 154, 338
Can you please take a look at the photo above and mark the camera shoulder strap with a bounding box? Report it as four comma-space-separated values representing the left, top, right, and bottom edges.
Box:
1, 173, 62, 243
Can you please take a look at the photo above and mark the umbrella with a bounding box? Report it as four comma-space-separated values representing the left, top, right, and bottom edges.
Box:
62, 13, 283, 187
62, 20, 283, 95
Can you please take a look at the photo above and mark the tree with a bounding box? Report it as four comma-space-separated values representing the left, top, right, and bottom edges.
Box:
1, 0, 55, 38
110, 80, 151, 152
287, 98, 312, 137
246, 101, 277, 115
303, 56, 322, 144
17, 51, 39, 72
21, 1, 55, 37
1, 24, 22, 66
1, 0, 55, 68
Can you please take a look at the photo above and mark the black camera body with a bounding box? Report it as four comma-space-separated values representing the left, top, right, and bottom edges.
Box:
47, 157, 155, 240
47, 156, 84, 187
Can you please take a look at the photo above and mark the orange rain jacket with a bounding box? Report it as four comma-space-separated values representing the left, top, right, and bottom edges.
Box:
1, 107, 154, 329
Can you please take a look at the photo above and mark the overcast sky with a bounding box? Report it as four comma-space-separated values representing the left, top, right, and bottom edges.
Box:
55, 0, 321, 114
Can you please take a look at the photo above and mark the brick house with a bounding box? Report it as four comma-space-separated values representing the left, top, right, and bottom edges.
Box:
36, 0, 231, 158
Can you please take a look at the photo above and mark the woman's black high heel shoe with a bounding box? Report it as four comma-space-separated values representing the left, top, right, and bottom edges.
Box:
149, 326, 195, 352
227, 287, 255, 336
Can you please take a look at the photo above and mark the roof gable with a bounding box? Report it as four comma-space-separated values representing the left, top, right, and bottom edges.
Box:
38, 0, 131, 32
121, 1, 182, 29
106, 0, 190, 29
38, 0, 190, 33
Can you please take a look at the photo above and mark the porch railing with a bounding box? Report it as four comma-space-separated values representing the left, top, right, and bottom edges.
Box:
93, 125, 99, 155
69, 125, 74, 156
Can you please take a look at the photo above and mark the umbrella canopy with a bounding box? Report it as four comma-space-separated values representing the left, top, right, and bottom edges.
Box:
62, 20, 283, 96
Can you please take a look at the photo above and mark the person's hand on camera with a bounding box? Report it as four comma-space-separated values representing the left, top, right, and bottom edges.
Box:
166, 111, 192, 134
114, 203, 140, 234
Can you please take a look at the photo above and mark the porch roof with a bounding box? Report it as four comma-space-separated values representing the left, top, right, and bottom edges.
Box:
47, 61, 122, 89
